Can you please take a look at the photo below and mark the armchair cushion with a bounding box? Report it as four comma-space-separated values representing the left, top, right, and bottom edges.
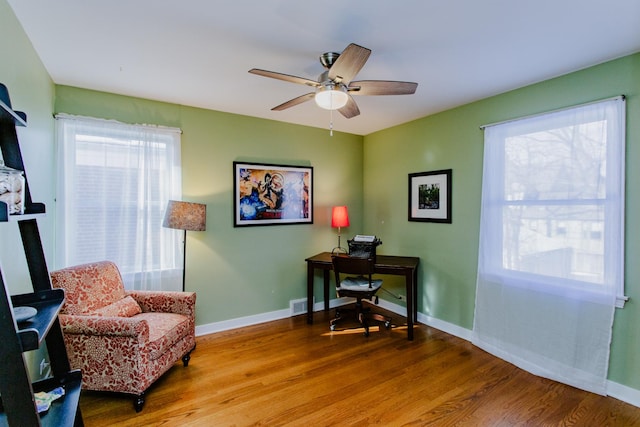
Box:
137, 312, 192, 360
91, 295, 142, 317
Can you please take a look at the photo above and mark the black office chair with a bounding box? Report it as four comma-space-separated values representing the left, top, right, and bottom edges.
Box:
330, 254, 391, 336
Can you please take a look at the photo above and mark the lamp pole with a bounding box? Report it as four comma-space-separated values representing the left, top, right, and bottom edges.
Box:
181, 229, 187, 292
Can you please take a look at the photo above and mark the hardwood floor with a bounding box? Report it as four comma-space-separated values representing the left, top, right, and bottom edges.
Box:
79, 307, 640, 426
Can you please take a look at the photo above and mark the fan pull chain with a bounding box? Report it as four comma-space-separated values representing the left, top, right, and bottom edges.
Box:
330, 108, 334, 136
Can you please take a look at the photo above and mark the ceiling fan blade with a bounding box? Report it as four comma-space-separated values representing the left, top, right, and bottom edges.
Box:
271, 92, 316, 111
348, 80, 418, 96
328, 43, 371, 85
338, 95, 360, 119
249, 69, 319, 87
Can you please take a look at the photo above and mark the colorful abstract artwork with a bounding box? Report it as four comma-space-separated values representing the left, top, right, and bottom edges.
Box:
233, 162, 313, 226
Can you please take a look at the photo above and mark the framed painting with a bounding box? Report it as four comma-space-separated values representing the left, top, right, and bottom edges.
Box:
408, 169, 452, 223
233, 161, 313, 227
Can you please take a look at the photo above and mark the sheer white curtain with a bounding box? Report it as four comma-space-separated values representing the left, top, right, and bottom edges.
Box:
473, 97, 625, 394
55, 114, 183, 291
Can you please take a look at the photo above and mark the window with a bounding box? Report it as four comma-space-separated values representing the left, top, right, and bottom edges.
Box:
55, 114, 182, 290
473, 97, 626, 395
480, 97, 626, 304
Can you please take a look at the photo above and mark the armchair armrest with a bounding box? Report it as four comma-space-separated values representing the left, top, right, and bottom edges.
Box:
58, 313, 150, 342
126, 291, 196, 318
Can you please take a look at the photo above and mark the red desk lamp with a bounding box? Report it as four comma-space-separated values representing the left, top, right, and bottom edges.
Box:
331, 205, 350, 254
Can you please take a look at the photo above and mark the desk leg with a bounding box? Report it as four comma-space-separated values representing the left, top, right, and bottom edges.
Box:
406, 269, 415, 341
413, 267, 418, 323
323, 270, 330, 312
306, 262, 314, 324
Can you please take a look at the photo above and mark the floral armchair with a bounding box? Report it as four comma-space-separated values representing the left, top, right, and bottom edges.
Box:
50, 260, 196, 412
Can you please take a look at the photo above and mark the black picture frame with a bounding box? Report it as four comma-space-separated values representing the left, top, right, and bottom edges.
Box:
233, 161, 313, 227
408, 169, 452, 223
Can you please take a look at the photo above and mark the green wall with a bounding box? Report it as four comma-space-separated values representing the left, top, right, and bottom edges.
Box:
54, 86, 364, 324
363, 53, 640, 390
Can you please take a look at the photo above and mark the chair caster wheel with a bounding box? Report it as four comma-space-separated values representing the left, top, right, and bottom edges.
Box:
330, 324, 336, 331
364, 330, 369, 337
384, 321, 391, 329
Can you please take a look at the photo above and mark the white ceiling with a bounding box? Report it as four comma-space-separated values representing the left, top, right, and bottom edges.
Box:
8, 0, 640, 136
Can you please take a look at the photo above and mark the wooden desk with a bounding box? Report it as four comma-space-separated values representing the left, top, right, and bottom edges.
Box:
305, 252, 420, 340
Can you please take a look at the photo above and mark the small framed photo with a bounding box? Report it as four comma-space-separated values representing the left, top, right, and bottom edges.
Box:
408, 169, 452, 223
233, 161, 313, 227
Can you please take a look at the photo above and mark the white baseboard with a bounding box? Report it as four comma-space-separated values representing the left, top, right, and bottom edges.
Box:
606, 379, 640, 408
375, 298, 475, 341
194, 297, 640, 408
195, 307, 290, 336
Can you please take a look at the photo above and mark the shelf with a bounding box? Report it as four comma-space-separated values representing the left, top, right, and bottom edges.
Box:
12, 289, 65, 352
0, 84, 26, 127
0, 201, 46, 222
0, 82, 44, 223
0, 99, 26, 127
0, 371, 82, 427
34, 371, 83, 427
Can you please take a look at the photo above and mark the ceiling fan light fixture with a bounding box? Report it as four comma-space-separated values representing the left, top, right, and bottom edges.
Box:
250, 43, 417, 121
315, 84, 348, 110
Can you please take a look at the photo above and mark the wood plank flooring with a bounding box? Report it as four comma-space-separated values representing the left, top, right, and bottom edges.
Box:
78, 307, 640, 426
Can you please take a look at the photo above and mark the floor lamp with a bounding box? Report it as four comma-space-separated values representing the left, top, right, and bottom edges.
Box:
162, 200, 207, 291
331, 205, 350, 254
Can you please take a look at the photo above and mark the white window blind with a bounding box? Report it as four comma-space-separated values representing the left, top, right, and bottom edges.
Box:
473, 96, 625, 395
55, 114, 183, 291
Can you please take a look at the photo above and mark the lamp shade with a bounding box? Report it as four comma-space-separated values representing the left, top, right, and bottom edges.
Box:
331, 206, 350, 228
162, 200, 207, 231
315, 85, 349, 110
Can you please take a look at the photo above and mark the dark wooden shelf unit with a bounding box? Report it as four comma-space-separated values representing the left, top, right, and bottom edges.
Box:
0, 82, 83, 426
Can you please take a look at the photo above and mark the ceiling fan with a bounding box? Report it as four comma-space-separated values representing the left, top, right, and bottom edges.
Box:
249, 43, 418, 119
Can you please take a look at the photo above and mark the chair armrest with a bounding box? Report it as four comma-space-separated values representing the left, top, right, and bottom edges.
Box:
58, 313, 150, 342
126, 290, 196, 318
